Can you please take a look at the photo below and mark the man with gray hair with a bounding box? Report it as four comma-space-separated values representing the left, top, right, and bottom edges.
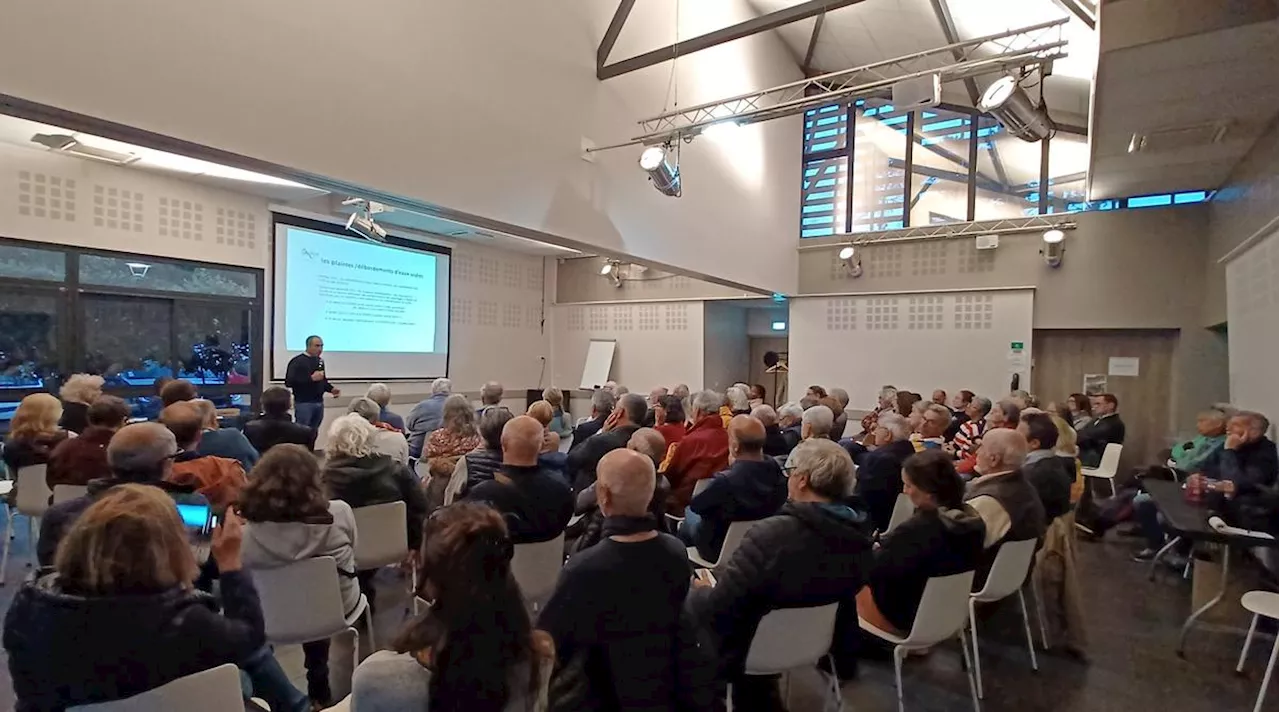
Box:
569, 388, 617, 454
847, 412, 917, 531
964, 429, 1045, 564
726, 385, 751, 416
828, 388, 850, 443
566, 393, 648, 492
365, 382, 404, 432
752, 404, 789, 458
405, 377, 452, 459
664, 390, 731, 512
687, 438, 870, 709
777, 402, 804, 453
478, 381, 505, 411
190, 398, 259, 471
349, 396, 409, 465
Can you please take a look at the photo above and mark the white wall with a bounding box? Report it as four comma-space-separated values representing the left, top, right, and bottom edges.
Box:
1225, 231, 1279, 421
788, 289, 1035, 411
702, 302, 750, 392
746, 305, 789, 336
0, 0, 802, 294
550, 302, 704, 396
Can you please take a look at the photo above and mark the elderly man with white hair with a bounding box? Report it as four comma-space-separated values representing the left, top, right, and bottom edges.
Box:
687, 438, 871, 709
777, 402, 804, 453
725, 385, 751, 417
963, 429, 1046, 574
663, 390, 730, 513
846, 412, 917, 531
365, 382, 404, 432
405, 377, 452, 459
478, 381, 505, 413
751, 404, 789, 458
783, 404, 833, 469
349, 396, 409, 465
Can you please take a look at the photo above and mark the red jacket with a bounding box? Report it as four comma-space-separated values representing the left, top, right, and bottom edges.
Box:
654, 422, 687, 448
47, 426, 115, 488
664, 415, 729, 512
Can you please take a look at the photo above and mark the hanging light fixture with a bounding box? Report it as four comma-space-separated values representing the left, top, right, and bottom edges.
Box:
978, 75, 1054, 142
835, 244, 862, 277
639, 144, 681, 197
1041, 228, 1066, 267
599, 260, 623, 287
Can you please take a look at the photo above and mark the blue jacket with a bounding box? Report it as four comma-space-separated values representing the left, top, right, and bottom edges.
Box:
196, 428, 260, 472
688, 458, 787, 561
405, 393, 449, 458
379, 408, 405, 432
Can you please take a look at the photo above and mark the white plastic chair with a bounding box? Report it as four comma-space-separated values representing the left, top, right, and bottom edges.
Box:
1236, 590, 1278, 712
68, 663, 244, 711
688, 519, 759, 569
859, 570, 980, 712
251, 555, 375, 656
2, 464, 52, 581
53, 484, 89, 505
511, 532, 565, 611
885, 493, 916, 534
968, 539, 1039, 699
744, 603, 842, 711
352, 500, 418, 613
1081, 443, 1122, 496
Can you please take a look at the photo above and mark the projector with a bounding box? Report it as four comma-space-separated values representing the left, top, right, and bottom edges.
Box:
345, 212, 387, 243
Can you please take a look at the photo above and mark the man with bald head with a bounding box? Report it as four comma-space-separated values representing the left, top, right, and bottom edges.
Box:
464, 415, 573, 543
539, 449, 714, 710
964, 428, 1046, 582
681, 414, 787, 561
37, 422, 201, 566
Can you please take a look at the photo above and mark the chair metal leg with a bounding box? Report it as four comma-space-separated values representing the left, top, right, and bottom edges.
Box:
1017, 589, 1039, 671
1148, 536, 1184, 582
969, 599, 984, 699
892, 646, 906, 712
1255, 637, 1278, 712
1238, 613, 1259, 672
1109, 479, 1117, 497
1030, 577, 1049, 650
958, 631, 982, 712
823, 654, 844, 712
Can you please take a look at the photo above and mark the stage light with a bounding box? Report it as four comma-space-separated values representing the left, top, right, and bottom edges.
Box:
1041, 228, 1066, 267
835, 244, 862, 277
838, 246, 855, 260
979, 75, 1054, 142
639, 145, 681, 197
600, 260, 623, 287
1043, 229, 1065, 244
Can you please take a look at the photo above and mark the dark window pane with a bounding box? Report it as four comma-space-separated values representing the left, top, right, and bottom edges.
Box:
82, 296, 174, 387
973, 115, 1041, 220
176, 303, 253, 386
803, 104, 849, 155
851, 99, 909, 232
79, 254, 256, 297
801, 155, 849, 237
0, 290, 60, 389
0, 244, 65, 282
909, 107, 974, 226
123, 393, 251, 422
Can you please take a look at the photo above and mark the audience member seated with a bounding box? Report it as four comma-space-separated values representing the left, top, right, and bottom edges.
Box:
748, 384, 767, 409
477, 380, 505, 415
1077, 393, 1125, 468
896, 390, 922, 417
859, 385, 899, 436
364, 382, 404, 432
1067, 393, 1093, 431
726, 385, 752, 419
963, 429, 1047, 582
423, 394, 483, 507
664, 390, 731, 513
5, 484, 307, 712
682, 415, 786, 562
405, 377, 452, 459
643, 386, 669, 427
1018, 412, 1074, 520
160, 378, 199, 407
914, 403, 952, 451
857, 451, 985, 636
567, 428, 673, 555
57, 373, 104, 434
243, 386, 317, 454
1134, 411, 1278, 560
322, 413, 427, 563
565, 393, 647, 493
526, 400, 562, 454
945, 389, 975, 440
825, 388, 850, 441
688, 439, 871, 711
752, 404, 789, 458
783, 404, 833, 469
653, 394, 688, 448
451, 406, 515, 499
47, 395, 130, 491
350, 502, 554, 711
241, 445, 358, 709
464, 415, 574, 544
543, 386, 574, 441
805, 384, 829, 402
161, 402, 248, 512
905, 399, 929, 434
777, 401, 804, 452
1171, 407, 1229, 473
818, 396, 845, 441
4, 393, 70, 477
956, 398, 1016, 476
346, 396, 409, 466
189, 399, 260, 471
851, 413, 916, 532
541, 448, 718, 710
569, 389, 616, 454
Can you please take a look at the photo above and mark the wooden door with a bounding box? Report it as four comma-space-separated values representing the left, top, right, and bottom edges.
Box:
1032, 329, 1178, 469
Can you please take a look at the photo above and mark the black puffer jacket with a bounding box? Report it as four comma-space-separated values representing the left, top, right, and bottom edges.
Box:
322, 454, 428, 549
686, 501, 873, 680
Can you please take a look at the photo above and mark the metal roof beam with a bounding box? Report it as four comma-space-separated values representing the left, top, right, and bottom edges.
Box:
927, 0, 981, 107
802, 13, 826, 76
597, 0, 637, 69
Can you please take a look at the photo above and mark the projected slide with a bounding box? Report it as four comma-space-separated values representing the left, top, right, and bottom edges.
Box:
272, 219, 450, 380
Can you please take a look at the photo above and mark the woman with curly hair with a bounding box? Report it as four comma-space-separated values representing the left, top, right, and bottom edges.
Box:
423, 395, 483, 508
241, 444, 358, 709
57, 373, 104, 434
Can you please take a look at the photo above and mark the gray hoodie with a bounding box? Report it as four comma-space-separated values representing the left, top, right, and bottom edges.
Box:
241, 500, 361, 617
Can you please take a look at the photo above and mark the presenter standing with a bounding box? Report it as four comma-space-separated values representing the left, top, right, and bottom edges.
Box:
285, 335, 340, 431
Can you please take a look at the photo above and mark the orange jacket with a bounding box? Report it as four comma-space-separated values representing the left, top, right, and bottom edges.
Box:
167, 454, 247, 512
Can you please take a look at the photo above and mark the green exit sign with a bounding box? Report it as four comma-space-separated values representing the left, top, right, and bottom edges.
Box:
1010, 341, 1025, 350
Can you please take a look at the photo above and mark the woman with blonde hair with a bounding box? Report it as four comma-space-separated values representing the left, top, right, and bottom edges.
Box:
526, 400, 561, 453
3, 484, 308, 711
541, 387, 573, 440
4, 392, 69, 475
57, 373, 104, 434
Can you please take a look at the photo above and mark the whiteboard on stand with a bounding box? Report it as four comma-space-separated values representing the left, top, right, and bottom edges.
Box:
580, 340, 617, 390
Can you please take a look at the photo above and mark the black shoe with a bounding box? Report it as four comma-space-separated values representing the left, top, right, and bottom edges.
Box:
1132, 548, 1158, 562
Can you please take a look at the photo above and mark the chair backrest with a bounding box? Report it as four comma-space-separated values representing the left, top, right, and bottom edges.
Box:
52, 484, 89, 505
716, 520, 759, 565
352, 501, 408, 570
901, 570, 977, 647
15, 464, 51, 516
744, 603, 839, 674
885, 493, 915, 533
69, 663, 243, 711
511, 532, 565, 604
250, 556, 348, 645
1099, 443, 1123, 473
973, 538, 1037, 602
692, 478, 712, 498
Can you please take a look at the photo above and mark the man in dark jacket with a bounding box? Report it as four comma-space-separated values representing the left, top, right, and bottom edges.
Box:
683, 415, 786, 561
243, 387, 317, 454
568, 389, 616, 454
540, 448, 721, 710
321, 414, 428, 551
752, 404, 790, 458
849, 413, 917, 532
1017, 412, 1074, 520
284, 335, 339, 431
1077, 393, 1125, 468
404, 378, 452, 459
565, 393, 645, 493
687, 438, 872, 711
465, 416, 574, 544
777, 402, 804, 454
